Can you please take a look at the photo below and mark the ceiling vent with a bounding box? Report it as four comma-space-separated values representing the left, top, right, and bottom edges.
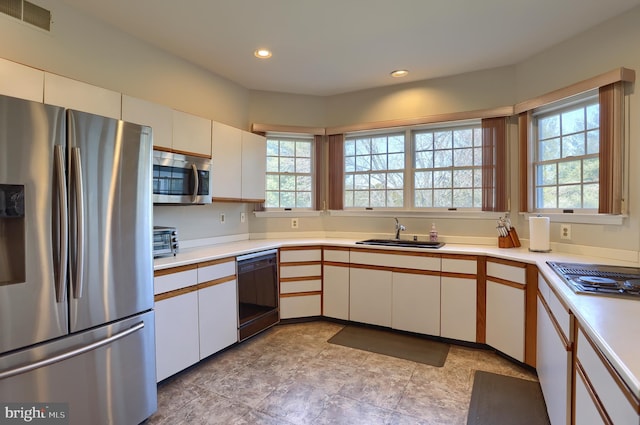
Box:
0, 0, 51, 31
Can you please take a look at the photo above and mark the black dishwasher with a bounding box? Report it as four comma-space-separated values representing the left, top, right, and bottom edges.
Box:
236, 249, 279, 341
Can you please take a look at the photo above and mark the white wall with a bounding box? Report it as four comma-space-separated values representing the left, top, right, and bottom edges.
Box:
248, 6, 640, 256
1, 1, 638, 253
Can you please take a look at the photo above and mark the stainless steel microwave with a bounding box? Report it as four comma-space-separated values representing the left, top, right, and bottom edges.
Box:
152, 150, 212, 204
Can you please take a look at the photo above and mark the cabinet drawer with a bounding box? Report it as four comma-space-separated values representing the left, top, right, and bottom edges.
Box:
487, 260, 526, 285
154, 266, 198, 295
280, 249, 321, 263
281, 279, 322, 294
576, 328, 638, 425
350, 250, 440, 271
280, 264, 322, 278
442, 258, 476, 274
197, 259, 235, 283
280, 294, 321, 319
324, 248, 350, 263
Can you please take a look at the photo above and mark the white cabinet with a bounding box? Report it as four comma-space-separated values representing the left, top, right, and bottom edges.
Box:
172, 109, 212, 157
537, 274, 572, 425
350, 267, 392, 327
0, 57, 43, 102
122, 95, 173, 150
197, 259, 238, 359
441, 276, 477, 342
279, 247, 322, 319
392, 272, 440, 335
486, 281, 525, 361
155, 291, 200, 382
323, 248, 350, 320
485, 259, 527, 362
241, 131, 267, 201
440, 257, 477, 342
576, 327, 639, 425
154, 265, 200, 382
574, 370, 606, 425
44, 73, 121, 119
211, 121, 242, 199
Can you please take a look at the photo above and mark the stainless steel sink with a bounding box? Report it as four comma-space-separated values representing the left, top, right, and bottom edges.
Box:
356, 239, 445, 249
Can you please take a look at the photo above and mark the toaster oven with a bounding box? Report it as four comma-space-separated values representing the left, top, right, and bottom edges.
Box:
153, 226, 178, 258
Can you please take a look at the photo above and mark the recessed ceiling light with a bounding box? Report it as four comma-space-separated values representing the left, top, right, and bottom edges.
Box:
254, 49, 272, 59
390, 69, 409, 78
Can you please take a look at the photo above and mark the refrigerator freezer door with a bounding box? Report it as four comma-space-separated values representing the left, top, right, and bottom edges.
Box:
0, 311, 157, 425
67, 110, 153, 333
0, 95, 68, 354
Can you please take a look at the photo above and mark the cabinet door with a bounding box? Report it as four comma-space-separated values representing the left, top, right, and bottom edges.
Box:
122, 95, 173, 150
323, 264, 349, 320
241, 131, 266, 201
154, 291, 200, 382
486, 281, 525, 361
211, 121, 242, 198
280, 294, 321, 319
44, 73, 121, 119
349, 268, 392, 327
172, 109, 212, 157
574, 369, 606, 425
0, 57, 43, 102
440, 276, 477, 342
392, 272, 440, 336
198, 280, 238, 358
537, 297, 571, 425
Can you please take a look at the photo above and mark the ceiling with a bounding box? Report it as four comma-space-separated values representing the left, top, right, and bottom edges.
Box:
60, 0, 640, 96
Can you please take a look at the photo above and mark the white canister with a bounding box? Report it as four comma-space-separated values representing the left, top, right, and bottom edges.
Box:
529, 216, 551, 252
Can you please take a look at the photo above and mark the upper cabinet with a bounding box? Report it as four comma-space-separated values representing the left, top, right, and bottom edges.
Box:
0, 58, 43, 102
44, 73, 121, 119
241, 131, 267, 202
211, 122, 266, 202
211, 122, 242, 199
172, 110, 212, 158
122, 95, 173, 150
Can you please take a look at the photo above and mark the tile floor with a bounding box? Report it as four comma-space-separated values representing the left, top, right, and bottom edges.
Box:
146, 321, 538, 425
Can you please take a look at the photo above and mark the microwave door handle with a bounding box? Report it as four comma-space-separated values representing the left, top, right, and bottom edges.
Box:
71, 147, 85, 299
54, 145, 68, 303
191, 163, 199, 203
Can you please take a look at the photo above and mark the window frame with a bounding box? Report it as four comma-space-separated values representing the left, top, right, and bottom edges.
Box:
341, 119, 485, 211
264, 134, 315, 211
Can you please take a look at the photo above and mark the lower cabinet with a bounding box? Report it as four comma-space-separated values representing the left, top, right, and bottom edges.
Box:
537, 297, 571, 425
280, 294, 322, 319
575, 327, 639, 424
440, 276, 477, 342
392, 272, 440, 335
155, 290, 200, 382
198, 279, 238, 359
486, 280, 525, 361
349, 267, 392, 327
323, 264, 350, 320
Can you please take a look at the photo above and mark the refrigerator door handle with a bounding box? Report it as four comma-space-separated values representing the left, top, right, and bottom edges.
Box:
0, 322, 145, 380
191, 163, 199, 203
54, 145, 68, 303
71, 147, 85, 299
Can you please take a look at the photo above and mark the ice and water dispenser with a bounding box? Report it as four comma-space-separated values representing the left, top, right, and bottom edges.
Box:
0, 184, 25, 285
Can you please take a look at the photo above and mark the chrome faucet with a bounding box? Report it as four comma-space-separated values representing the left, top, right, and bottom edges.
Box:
394, 217, 406, 239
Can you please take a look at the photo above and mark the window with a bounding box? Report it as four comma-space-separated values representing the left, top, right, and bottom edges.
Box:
265, 136, 314, 209
344, 133, 405, 208
413, 125, 483, 208
342, 121, 488, 210
532, 93, 599, 211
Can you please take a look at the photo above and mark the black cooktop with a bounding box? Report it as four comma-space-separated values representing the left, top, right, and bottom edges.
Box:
547, 261, 640, 299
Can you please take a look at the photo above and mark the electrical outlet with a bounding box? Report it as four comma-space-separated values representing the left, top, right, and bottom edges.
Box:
560, 223, 571, 240
220, 212, 225, 224
240, 212, 246, 223
291, 218, 299, 229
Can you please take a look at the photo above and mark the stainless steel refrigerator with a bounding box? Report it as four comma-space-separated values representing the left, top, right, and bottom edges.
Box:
0, 94, 156, 424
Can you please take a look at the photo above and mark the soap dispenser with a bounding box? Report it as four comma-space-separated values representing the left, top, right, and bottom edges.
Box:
429, 223, 438, 242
